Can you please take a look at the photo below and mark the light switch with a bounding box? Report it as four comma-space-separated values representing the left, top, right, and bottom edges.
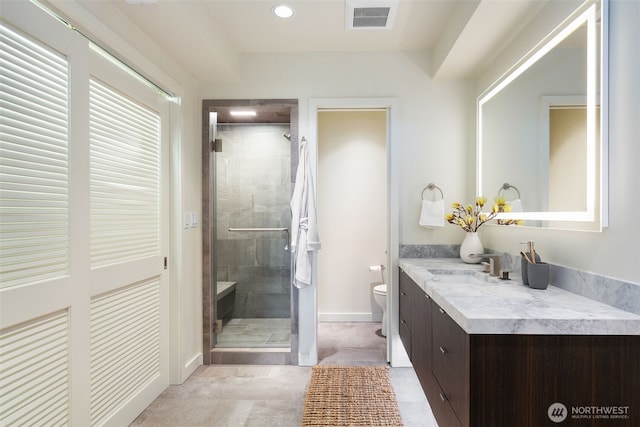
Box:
184, 212, 191, 229
190, 212, 199, 228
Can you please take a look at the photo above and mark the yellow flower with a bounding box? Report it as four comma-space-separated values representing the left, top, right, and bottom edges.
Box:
446, 195, 522, 231
516, 220, 526, 226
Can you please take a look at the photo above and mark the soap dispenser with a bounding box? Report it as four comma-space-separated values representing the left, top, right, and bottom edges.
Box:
520, 241, 541, 285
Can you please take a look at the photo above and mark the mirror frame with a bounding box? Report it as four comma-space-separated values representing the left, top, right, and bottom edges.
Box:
477, 0, 608, 227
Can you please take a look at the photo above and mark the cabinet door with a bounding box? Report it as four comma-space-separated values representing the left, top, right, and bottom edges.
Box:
399, 269, 412, 357
410, 283, 431, 390
432, 303, 469, 427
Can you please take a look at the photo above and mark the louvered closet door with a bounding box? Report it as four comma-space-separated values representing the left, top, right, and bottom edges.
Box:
0, 2, 169, 425
86, 51, 170, 427
1, 8, 77, 426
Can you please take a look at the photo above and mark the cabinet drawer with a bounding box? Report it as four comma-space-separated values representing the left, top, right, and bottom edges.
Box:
399, 270, 411, 320
411, 289, 431, 384
399, 313, 411, 357
427, 377, 463, 427
399, 269, 412, 355
432, 303, 469, 426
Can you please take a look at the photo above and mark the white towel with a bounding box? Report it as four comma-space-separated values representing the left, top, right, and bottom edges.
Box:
290, 139, 321, 288
508, 198, 524, 212
419, 199, 444, 228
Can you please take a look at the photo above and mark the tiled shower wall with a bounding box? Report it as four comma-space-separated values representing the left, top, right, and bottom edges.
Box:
216, 124, 291, 318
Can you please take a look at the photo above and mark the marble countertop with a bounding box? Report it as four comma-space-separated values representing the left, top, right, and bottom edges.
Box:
399, 258, 640, 335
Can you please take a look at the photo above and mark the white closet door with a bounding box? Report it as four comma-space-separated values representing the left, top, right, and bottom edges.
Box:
0, 2, 169, 425
0, 8, 76, 426
86, 52, 170, 426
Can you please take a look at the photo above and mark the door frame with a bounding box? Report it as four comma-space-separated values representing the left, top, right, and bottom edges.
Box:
304, 97, 408, 367
201, 99, 299, 365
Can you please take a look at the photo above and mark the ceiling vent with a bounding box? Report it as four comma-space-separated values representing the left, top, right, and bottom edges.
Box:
346, 0, 398, 30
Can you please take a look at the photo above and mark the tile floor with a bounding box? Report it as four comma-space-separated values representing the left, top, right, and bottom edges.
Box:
130, 322, 438, 426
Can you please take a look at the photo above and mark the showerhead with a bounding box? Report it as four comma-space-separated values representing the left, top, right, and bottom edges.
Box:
283, 133, 291, 141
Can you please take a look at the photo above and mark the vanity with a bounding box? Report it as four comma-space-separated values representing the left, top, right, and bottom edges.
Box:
399, 258, 640, 427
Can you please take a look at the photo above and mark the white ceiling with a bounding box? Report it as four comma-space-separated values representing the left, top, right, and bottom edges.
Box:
67, 0, 546, 83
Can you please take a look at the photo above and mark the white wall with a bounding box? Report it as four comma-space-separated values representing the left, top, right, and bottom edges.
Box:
478, 0, 640, 284
317, 110, 387, 321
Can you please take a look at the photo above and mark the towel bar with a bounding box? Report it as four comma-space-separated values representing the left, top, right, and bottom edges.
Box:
498, 183, 521, 199
228, 227, 288, 232
421, 183, 444, 200
229, 227, 290, 250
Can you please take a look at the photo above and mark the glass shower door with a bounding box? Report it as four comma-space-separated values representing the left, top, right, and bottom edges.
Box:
212, 122, 292, 349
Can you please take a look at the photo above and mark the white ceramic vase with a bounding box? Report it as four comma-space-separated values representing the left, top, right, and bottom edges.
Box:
460, 231, 483, 264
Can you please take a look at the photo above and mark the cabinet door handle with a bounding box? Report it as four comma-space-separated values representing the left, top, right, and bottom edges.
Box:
439, 346, 448, 354
401, 291, 407, 296
425, 294, 430, 300
439, 392, 448, 402
439, 307, 445, 314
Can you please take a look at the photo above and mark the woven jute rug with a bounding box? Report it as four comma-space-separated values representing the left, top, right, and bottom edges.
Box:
301, 365, 404, 426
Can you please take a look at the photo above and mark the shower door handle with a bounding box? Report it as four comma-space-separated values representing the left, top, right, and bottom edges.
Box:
228, 228, 290, 251
228, 228, 288, 232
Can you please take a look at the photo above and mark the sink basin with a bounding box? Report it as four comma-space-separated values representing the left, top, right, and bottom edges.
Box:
429, 273, 488, 284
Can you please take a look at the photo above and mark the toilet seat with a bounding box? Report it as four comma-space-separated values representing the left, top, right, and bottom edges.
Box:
373, 284, 387, 295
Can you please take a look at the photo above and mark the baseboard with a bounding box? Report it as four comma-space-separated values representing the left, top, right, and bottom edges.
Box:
180, 352, 202, 383
318, 312, 382, 322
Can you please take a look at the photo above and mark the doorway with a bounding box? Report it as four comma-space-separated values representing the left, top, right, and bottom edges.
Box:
317, 109, 388, 363
299, 97, 402, 367
202, 99, 299, 365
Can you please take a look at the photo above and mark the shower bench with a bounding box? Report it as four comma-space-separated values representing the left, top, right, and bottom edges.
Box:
216, 281, 236, 324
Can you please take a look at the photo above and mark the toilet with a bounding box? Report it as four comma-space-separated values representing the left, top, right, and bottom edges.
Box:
373, 284, 387, 337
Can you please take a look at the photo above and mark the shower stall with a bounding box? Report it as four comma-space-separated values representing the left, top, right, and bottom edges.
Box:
202, 99, 299, 365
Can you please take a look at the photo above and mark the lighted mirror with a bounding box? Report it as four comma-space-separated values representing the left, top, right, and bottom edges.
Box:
477, 0, 608, 230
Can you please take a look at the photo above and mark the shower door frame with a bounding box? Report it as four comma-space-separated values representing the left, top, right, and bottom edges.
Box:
201, 99, 299, 365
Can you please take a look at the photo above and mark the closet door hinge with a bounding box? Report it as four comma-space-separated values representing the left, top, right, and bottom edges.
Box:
212, 138, 222, 152
163, 257, 168, 270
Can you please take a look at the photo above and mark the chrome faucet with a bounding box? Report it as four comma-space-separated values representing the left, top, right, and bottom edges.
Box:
470, 254, 502, 276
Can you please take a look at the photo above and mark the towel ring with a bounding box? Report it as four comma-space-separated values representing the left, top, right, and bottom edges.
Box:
498, 183, 521, 199
421, 183, 444, 201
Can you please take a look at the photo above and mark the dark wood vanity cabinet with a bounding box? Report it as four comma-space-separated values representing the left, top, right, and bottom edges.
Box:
399, 268, 640, 427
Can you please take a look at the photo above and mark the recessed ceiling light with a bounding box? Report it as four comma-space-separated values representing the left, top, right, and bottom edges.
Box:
230, 110, 257, 117
273, 4, 294, 19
